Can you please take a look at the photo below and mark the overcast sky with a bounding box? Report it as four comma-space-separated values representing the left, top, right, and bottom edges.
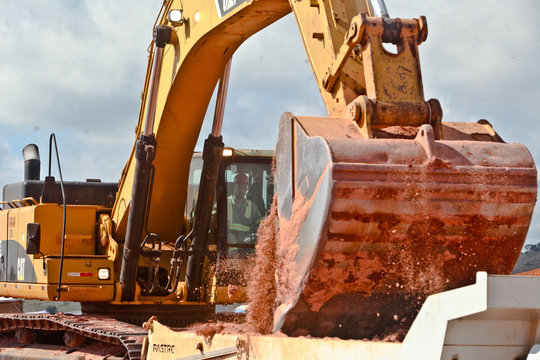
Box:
1, 1, 539, 246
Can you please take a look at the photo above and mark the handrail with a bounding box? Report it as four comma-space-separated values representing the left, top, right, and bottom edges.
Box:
48, 134, 67, 301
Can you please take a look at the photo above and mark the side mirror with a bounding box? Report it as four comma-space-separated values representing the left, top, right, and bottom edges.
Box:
26, 223, 41, 255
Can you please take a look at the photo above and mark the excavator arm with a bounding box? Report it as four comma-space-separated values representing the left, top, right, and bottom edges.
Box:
112, 0, 291, 244
109, 0, 536, 338
111, 0, 292, 300
112, 0, 439, 239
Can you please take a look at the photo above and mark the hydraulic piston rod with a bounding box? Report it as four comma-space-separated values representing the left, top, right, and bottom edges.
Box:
120, 25, 172, 301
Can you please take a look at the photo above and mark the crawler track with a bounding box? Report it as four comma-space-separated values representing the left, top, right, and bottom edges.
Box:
0, 313, 148, 359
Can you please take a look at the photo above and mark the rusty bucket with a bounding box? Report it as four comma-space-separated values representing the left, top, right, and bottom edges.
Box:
273, 113, 537, 339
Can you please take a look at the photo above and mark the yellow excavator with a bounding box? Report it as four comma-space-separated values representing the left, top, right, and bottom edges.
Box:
0, 0, 537, 358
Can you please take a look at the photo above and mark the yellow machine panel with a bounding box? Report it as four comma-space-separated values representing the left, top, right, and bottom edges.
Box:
0, 203, 115, 301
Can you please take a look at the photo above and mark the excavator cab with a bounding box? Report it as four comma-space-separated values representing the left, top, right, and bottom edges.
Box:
186, 149, 274, 303
221, 152, 274, 255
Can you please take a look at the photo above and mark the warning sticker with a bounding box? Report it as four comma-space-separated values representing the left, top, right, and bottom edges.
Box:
17, 258, 25, 281
215, 0, 248, 18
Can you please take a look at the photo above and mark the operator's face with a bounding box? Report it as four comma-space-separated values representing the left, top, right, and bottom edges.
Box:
234, 182, 248, 198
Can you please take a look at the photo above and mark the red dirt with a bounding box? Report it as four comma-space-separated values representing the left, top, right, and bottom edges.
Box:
275, 166, 330, 315
227, 285, 241, 299
68, 341, 126, 359
372, 126, 418, 139
190, 321, 248, 341
246, 195, 279, 334
426, 157, 453, 170
275, 193, 313, 305
185, 198, 280, 337
195, 139, 533, 341
286, 148, 532, 340
516, 268, 540, 276
333, 186, 535, 203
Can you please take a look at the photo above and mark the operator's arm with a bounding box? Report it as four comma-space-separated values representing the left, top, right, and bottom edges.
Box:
248, 201, 263, 231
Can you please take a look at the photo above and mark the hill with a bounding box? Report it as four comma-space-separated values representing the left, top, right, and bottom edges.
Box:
512, 243, 540, 274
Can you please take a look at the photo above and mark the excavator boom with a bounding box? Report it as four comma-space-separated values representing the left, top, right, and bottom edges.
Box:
111, 0, 536, 337
111, 0, 291, 244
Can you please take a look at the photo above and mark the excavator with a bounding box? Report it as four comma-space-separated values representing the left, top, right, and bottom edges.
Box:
0, 0, 538, 358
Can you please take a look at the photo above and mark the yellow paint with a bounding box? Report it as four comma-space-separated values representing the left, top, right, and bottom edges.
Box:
0, 282, 114, 302
111, 0, 291, 245
5, 203, 93, 256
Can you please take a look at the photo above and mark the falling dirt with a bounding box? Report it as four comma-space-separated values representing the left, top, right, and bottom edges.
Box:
245, 187, 318, 335
246, 195, 279, 334
275, 191, 315, 305
188, 196, 281, 337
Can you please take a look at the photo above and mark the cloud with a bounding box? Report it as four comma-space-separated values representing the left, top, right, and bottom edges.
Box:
0, 1, 157, 184
390, 0, 540, 136
0, 1, 156, 130
0, 142, 20, 186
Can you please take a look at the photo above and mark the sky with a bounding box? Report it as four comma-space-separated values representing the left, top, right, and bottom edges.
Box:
0, 1, 539, 246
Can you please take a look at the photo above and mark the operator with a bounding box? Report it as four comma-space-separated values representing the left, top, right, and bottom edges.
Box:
227, 173, 263, 244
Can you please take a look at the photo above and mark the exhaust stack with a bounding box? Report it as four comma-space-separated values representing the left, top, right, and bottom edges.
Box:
22, 144, 40, 181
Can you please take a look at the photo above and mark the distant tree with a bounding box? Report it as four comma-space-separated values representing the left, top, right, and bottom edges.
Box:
525, 243, 540, 253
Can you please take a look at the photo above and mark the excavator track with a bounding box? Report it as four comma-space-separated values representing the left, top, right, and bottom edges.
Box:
0, 313, 147, 359
81, 303, 215, 328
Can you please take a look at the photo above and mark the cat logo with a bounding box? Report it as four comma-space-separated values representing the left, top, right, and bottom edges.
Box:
215, 0, 248, 18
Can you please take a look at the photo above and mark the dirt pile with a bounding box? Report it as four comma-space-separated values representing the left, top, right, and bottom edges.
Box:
191, 321, 247, 338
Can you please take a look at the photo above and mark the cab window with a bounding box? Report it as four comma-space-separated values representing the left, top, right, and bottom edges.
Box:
186, 156, 203, 223
224, 162, 273, 247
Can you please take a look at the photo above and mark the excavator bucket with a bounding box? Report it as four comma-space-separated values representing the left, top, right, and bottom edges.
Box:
273, 113, 537, 339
